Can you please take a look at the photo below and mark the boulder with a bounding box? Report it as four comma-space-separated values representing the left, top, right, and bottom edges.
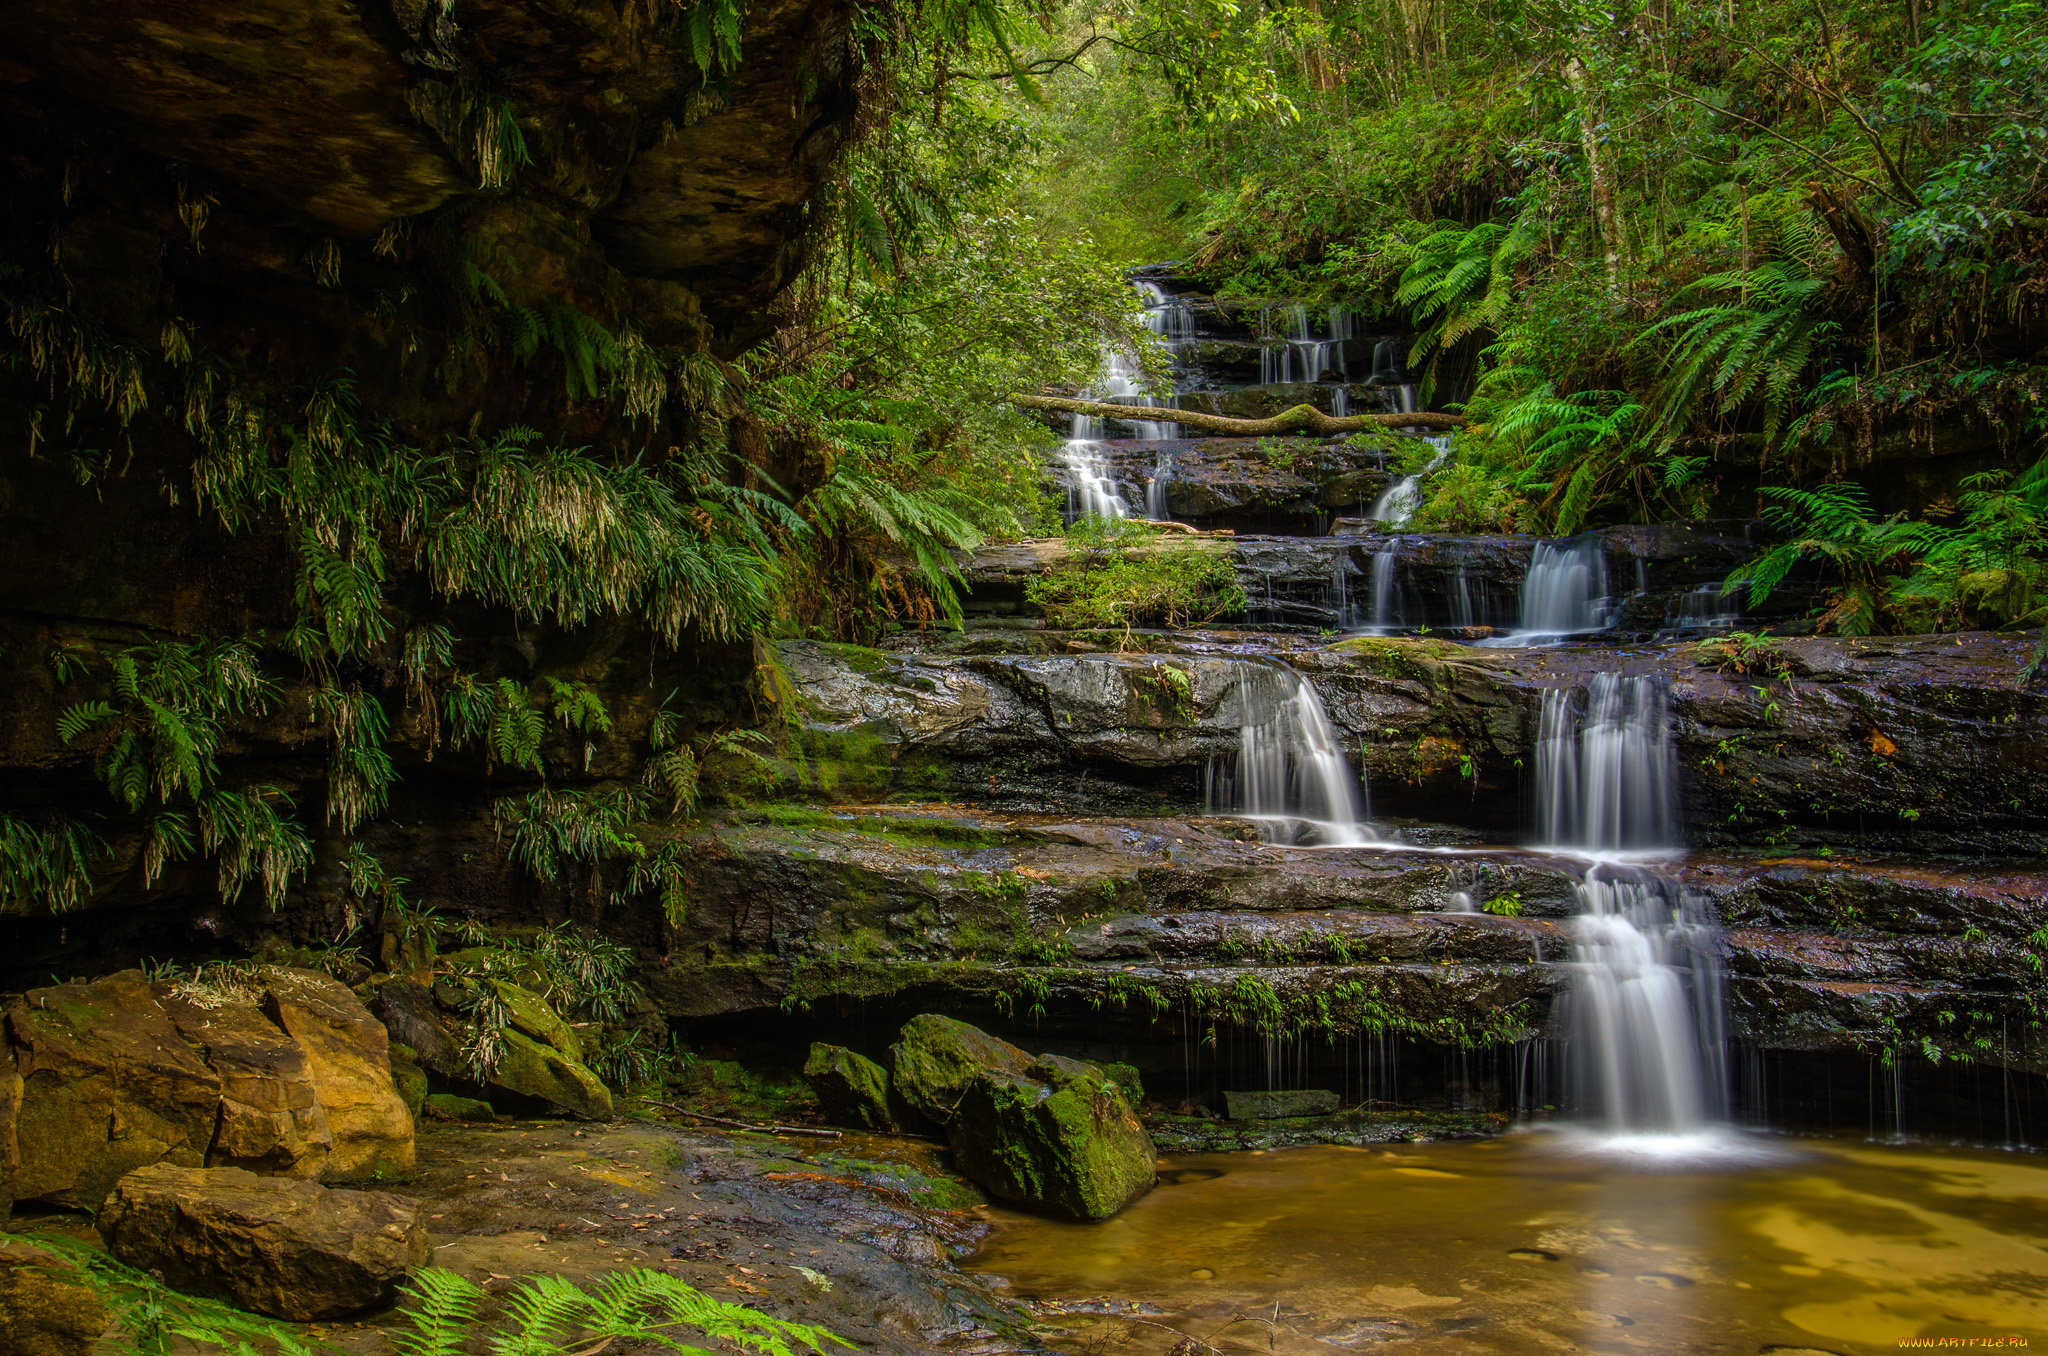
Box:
367, 979, 461, 1074
423, 1093, 499, 1123
889, 1014, 1033, 1125
947, 1054, 1155, 1222
489, 1028, 614, 1121
802, 1044, 895, 1131
1223, 1088, 1340, 1120
0, 1239, 110, 1356
161, 995, 332, 1179
491, 980, 583, 1060
97, 1163, 430, 1321
259, 968, 414, 1184
6, 971, 220, 1209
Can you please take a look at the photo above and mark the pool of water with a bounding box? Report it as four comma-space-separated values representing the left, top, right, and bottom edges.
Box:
964, 1131, 2048, 1354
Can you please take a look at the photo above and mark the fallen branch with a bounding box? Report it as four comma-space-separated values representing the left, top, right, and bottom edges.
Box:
638, 1099, 843, 1139
1012, 393, 1464, 435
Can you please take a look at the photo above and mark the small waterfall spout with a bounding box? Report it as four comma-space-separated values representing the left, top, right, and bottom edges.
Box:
1367, 436, 1450, 527
1479, 533, 1612, 646
1536, 674, 1679, 851
1061, 442, 1128, 523
1535, 673, 1729, 1139
1206, 661, 1371, 846
1145, 448, 1174, 521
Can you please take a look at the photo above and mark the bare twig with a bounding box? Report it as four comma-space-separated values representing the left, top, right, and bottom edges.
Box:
638, 1099, 843, 1139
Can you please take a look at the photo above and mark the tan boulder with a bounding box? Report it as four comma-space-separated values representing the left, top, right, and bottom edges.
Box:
0, 1239, 110, 1356
260, 968, 414, 1183
6, 971, 220, 1208
98, 1162, 429, 1321
0, 1059, 20, 1220
161, 994, 332, 1179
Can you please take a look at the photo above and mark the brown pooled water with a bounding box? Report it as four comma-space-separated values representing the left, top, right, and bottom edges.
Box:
964, 1133, 2048, 1354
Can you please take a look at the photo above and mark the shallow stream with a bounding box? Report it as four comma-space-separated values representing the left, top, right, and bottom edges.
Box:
966, 1134, 2048, 1354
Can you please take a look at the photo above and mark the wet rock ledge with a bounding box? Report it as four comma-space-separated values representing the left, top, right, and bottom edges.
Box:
773, 630, 2046, 852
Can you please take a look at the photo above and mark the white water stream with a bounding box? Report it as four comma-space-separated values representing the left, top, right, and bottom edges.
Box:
1206, 661, 1371, 846
1537, 672, 1729, 1138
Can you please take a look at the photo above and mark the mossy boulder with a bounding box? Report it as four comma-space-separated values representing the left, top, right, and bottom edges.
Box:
802, 1044, 895, 1131
490, 1029, 613, 1121
947, 1053, 1155, 1222
423, 1094, 498, 1123
489, 981, 582, 1061
889, 1014, 1032, 1125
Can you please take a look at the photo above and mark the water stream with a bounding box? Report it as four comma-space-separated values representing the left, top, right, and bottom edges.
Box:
1205, 660, 1371, 846
1536, 672, 1729, 1140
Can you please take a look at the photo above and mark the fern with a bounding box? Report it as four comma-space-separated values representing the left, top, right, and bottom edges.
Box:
493, 786, 650, 883
1637, 197, 1838, 450
197, 786, 315, 909
0, 814, 108, 914
1393, 219, 1537, 395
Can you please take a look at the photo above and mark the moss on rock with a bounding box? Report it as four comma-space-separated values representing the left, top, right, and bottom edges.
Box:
947, 1054, 1155, 1222
889, 1014, 1032, 1125
801, 1043, 895, 1131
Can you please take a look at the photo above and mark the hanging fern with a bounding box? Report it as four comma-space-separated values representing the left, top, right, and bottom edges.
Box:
0, 814, 107, 915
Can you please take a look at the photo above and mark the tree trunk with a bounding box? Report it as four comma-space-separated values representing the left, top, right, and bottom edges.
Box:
1011, 394, 1465, 436
1564, 56, 1627, 297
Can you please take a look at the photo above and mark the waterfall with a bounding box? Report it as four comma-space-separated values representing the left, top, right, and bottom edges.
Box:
1487, 533, 1611, 644
1367, 436, 1450, 526
1367, 551, 1399, 632
1563, 865, 1728, 1132
1534, 673, 1728, 1138
1665, 582, 1740, 632
1206, 661, 1371, 846
1535, 675, 1679, 850
1061, 442, 1128, 522
1145, 448, 1174, 521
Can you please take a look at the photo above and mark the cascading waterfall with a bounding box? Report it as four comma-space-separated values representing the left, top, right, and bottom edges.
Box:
1479, 534, 1611, 646
1534, 673, 1729, 1137
1367, 436, 1450, 526
1665, 582, 1741, 632
1145, 449, 1174, 521
1535, 674, 1678, 851
1261, 304, 1352, 386
1206, 660, 1371, 846
1061, 439, 1128, 522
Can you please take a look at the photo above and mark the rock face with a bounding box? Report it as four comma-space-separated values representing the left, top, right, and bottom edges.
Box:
890, 1015, 1034, 1125
803, 1044, 897, 1131
97, 1163, 430, 1321
7, 972, 221, 1210
0, 968, 415, 1214
947, 1054, 1156, 1222
0, 1240, 110, 1356
768, 631, 2046, 850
